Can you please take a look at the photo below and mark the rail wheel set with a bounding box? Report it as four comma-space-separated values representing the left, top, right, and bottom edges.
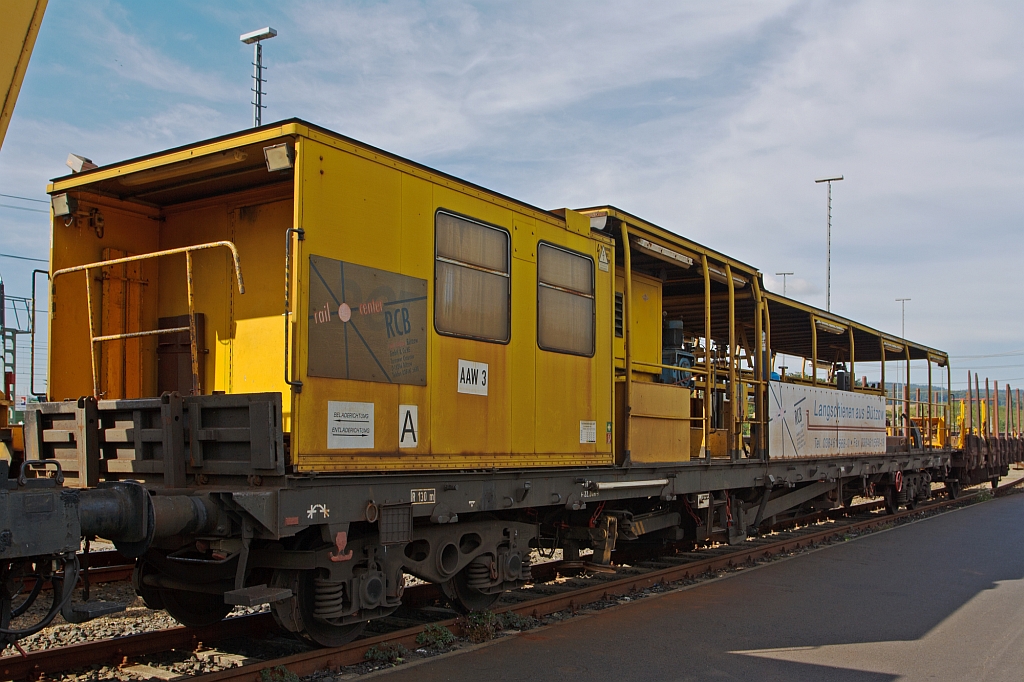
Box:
0, 120, 1020, 648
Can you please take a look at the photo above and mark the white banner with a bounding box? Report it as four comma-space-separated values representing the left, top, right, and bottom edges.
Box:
768, 381, 886, 459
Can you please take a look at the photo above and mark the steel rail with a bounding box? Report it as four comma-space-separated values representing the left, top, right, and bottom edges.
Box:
0, 614, 277, 681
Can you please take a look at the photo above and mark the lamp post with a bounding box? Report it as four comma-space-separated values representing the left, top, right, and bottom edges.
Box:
895, 298, 911, 339
774, 272, 794, 380
815, 175, 843, 312
240, 27, 277, 127
775, 272, 794, 297
896, 297, 910, 413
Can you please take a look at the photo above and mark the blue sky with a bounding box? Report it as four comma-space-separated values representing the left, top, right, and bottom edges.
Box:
1, 1, 1023, 394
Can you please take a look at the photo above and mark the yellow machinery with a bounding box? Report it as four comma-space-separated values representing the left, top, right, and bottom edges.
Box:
44, 122, 617, 475
41, 121, 962, 478
0, 0, 46, 149
0, 0, 47, 459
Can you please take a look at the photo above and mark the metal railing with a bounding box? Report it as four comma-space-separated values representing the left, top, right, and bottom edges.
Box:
52, 241, 244, 398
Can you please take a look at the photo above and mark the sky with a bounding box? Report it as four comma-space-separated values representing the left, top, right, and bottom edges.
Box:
1, 0, 1022, 395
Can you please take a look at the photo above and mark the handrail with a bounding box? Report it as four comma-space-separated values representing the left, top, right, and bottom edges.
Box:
631, 360, 709, 377
30, 268, 49, 398
283, 227, 304, 393
52, 241, 245, 291
52, 241, 245, 398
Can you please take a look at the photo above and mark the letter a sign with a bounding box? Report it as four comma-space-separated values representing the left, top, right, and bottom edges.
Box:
399, 405, 418, 448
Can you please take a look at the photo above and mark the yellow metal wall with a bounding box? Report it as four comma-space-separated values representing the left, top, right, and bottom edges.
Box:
159, 187, 291, 409
49, 196, 161, 400
48, 185, 292, 423
290, 136, 613, 471
614, 269, 662, 374
628, 382, 691, 463
47, 125, 616, 473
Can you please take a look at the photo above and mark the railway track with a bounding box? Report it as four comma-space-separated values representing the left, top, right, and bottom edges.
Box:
2, 478, 1020, 682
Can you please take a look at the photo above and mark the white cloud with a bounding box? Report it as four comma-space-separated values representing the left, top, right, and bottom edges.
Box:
74, 2, 236, 103
2, 0, 1023, 384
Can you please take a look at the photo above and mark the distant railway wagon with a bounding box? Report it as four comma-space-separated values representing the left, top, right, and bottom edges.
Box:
0, 120, 1019, 646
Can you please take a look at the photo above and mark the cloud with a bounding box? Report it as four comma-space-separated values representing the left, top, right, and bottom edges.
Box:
73, 2, 236, 103
2, 0, 1023, 383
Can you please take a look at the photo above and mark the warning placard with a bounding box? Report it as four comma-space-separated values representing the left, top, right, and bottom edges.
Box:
580, 420, 597, 444
327, 401, 374, 449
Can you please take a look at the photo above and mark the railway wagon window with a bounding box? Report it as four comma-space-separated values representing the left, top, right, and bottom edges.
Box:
434, 211, 510, 342
537, 243, 595, 356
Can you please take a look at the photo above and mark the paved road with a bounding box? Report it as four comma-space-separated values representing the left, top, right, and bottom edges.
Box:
380, 493, 1024, 681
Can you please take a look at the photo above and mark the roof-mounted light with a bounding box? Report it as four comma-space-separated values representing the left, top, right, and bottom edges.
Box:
66, 154, 97, 174
631, 236, 693, 268
51, 193, 77, 218
263, 143, 294, 172
814, 318, 847, 335
708, 265, 746, 288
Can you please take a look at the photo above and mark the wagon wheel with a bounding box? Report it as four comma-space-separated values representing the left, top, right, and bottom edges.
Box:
883, 488, 899, 515
270, 568, 366, 647
441, 565, 502, 614
131, 559, 165, 611
946, 479, 961, 500
160, 588, 233, 628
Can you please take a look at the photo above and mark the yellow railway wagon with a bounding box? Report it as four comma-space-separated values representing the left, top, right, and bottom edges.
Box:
45, 120, 613, 475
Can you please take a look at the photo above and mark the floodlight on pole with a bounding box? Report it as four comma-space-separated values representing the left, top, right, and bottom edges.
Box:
240, 27, 277, 127
895, 297, 911, 407
775, 272, 794, 297
895, 298, 911, 339
815, 175, 843, 312
774, 272, 794, 380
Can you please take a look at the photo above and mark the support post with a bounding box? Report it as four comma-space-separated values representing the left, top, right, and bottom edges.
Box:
978, 374, 987, 438
880, 338, 886, 401
186, 251, 200, 396
1006, 383, 1011, 439
848, 326, 855, 390
904, 346, 911, 440
927, 358, 933, 449
975, 374, 982, 438
995, 381, 1000, 439
811, 317, 818, 387
966, 371, 973, 434
84, 267, 99, 398
752, 276, 764, 458
620, 221, 633, 461
726, 264, 737, 458
701, 254, 711, 461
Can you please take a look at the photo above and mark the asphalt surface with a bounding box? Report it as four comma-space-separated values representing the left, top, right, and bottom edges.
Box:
379, 493, 1024, 681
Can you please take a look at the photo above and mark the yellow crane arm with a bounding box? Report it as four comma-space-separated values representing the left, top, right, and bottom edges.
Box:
0, 0, 47, 150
